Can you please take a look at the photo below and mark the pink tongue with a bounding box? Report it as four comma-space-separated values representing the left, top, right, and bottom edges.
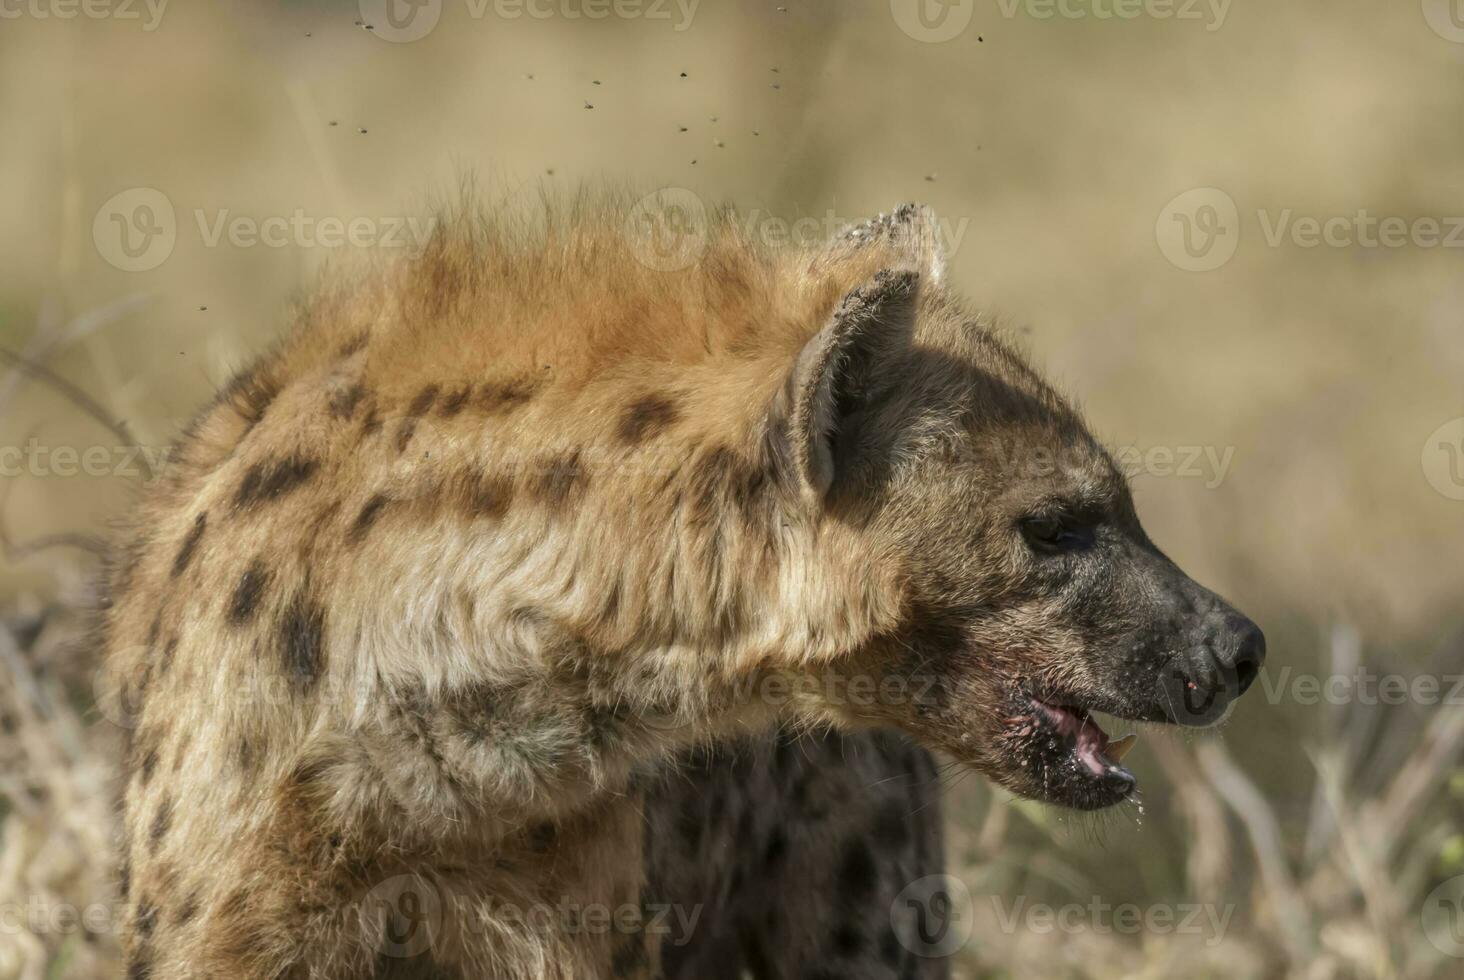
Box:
1034, 702, 1114, 776
1075, 716, 1111, 776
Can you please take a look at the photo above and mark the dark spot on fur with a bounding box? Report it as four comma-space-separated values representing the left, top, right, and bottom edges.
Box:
279, 595, 327, 692
135, 901, 158, 937
534, 451, 586, 510
329, 383, 367, 420
395, 385, 440, 452
455, 471, 513, 519
176, 891, 201, 926
338, 332, 369, 358
408, 384, 440, 416
218, 368, 281, 437
837, 839, 878, 903
149, 797, 173, 852
170, 513, 207, 578
118, 858, 130, 899
763, 828, 787, 868
617, 394, 681, 444
234, 456, 317, 508
439, 385, 472, 417
127, 952, 153, 980
442, 682, 508, 743
236, 738, 256, 774
693, 444, 767, 528
349, 494, 391, 544
395, 420, 420, 453
527, 821, 558, 853
140, 748, 159, 787
476, 377, 538, 415
228, 560, 271, 625
832, 922, 865, 958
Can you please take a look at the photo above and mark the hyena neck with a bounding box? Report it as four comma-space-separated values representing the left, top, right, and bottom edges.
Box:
332, 422, 906, 832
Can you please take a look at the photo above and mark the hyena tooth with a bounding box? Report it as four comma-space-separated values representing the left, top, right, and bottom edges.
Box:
1106, 733, 1138, 762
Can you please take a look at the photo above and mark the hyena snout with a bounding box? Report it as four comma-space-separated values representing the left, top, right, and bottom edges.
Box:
1154, 590, 1266, 728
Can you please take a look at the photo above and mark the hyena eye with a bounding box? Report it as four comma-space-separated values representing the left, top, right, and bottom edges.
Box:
1019, 515, 1094, 554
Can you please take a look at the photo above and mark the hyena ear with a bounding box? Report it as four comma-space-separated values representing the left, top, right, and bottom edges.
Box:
834, 203, 945, 284
766, 268, 921, 504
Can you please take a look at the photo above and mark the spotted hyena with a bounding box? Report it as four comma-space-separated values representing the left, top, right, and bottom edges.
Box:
103, 196, 1263, 979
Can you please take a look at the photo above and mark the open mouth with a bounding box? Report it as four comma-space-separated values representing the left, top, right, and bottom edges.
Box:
1003, 697, 1141, 809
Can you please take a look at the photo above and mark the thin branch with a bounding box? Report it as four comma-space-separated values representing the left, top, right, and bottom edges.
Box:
0, 344, 153, 482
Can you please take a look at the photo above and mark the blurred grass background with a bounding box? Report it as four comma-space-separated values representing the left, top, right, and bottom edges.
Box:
2, 1, 1464, 977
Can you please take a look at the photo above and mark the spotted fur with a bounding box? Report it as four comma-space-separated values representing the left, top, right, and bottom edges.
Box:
104, 192, 1260, 978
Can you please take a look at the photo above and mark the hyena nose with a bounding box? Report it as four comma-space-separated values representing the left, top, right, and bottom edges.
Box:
1159, 610, 1266, 727
1224, 618, 1266, 696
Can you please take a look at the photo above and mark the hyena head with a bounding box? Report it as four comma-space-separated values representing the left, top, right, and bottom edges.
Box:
768, 205, 1265, 810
